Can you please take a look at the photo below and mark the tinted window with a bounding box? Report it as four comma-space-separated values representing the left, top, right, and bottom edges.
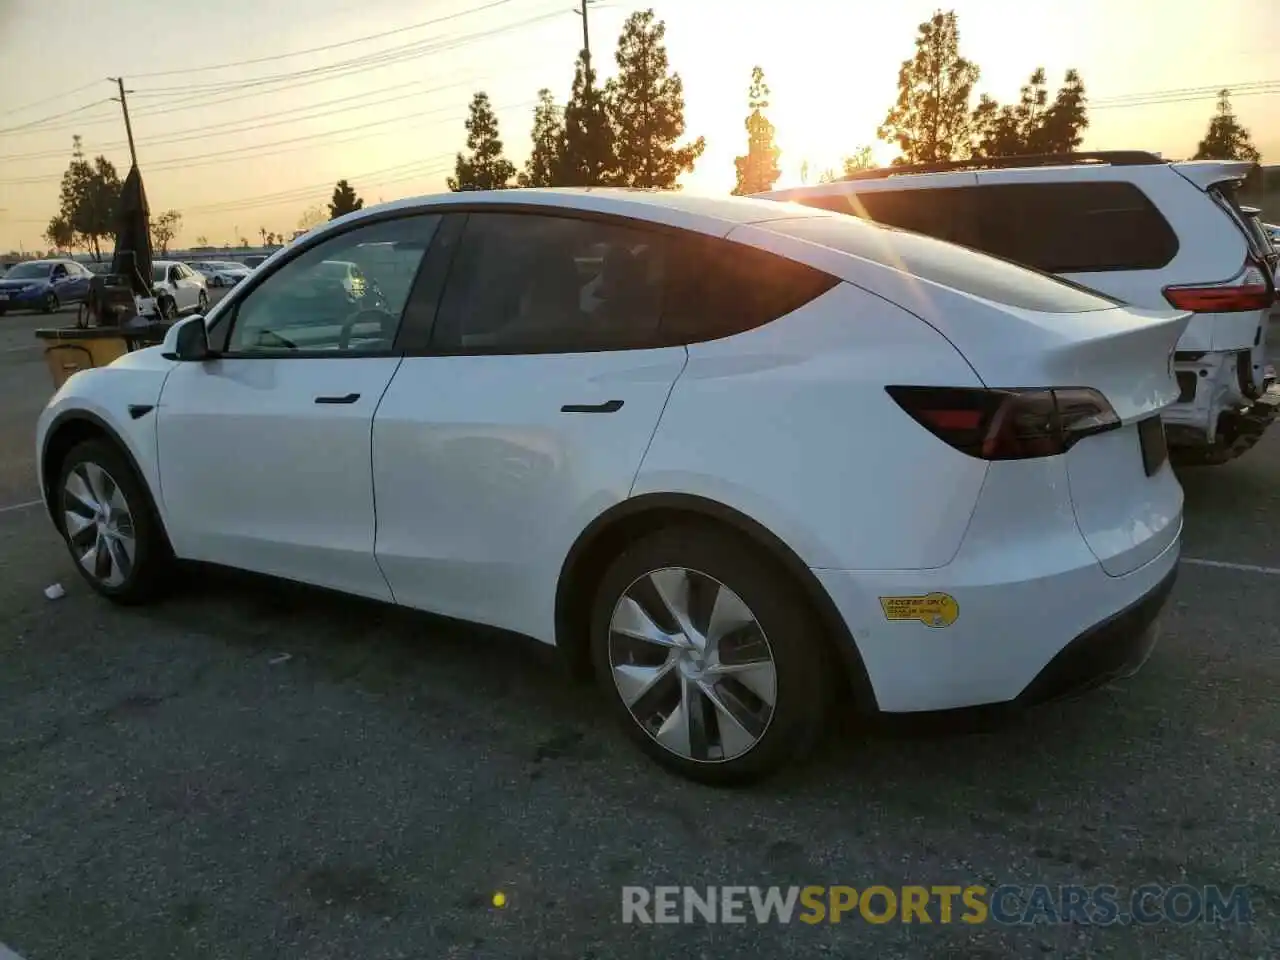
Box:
152, 265, 166, 283
661, 235, 840, 344
432, 213, 667, 353
766, 215, 1118, 314
5, 262, 51, 279
227, 214, 439, 354
973, 181, 1178, 273
797, 188, 985, 250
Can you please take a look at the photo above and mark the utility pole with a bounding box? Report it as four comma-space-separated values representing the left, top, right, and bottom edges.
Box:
107, 77, 138, 167
574, 0, 594, 77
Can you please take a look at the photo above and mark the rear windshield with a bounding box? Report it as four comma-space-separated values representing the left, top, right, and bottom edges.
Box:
1210, 185, 1272, 260
763, 215, 1120, 314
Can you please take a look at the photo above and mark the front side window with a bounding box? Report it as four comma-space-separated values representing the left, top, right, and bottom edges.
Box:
431, 213, 667, 353
226, 214, 440, 355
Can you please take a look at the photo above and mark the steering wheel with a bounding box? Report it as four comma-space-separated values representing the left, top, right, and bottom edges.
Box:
338, 308, 397, 350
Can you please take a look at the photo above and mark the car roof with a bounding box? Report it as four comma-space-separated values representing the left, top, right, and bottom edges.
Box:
320, 187, 838, 240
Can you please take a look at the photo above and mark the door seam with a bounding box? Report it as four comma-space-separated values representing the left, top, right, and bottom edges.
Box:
369, 355, 406, 603
627, 346, 690, 496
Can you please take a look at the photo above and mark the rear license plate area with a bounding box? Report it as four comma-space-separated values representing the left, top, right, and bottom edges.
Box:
1139, 416, 1167, 476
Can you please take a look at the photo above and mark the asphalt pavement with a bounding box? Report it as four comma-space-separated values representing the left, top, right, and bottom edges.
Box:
0, 303, 1278, 958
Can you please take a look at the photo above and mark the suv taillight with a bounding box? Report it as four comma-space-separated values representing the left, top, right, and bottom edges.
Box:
886, 386, 1121, 460
1162, 257, 1276, 312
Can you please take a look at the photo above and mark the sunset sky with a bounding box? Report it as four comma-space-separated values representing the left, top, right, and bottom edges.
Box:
1, 0, 1277, 252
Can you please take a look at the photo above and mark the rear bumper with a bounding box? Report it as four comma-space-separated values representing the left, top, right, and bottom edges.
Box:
814, 481, 1182, 714
1016, 564, 1176, 705
0, 289, 46, 307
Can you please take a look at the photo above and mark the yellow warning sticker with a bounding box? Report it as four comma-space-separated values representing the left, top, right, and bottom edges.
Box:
879, 593, 959, 629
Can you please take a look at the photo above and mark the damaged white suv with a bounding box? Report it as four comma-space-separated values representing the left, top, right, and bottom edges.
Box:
764, 151, 1279, 465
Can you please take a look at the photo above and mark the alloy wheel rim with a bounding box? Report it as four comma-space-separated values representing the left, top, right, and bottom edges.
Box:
608, 567, 777, 763
62, 462, 136, 588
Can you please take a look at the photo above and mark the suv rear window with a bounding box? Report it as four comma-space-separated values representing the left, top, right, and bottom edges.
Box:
974, 181, 1178, 273
795, 181, 1179, 275
763, 214, 1119, 314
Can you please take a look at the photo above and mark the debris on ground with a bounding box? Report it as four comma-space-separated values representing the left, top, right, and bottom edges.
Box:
43, 583, 65, 601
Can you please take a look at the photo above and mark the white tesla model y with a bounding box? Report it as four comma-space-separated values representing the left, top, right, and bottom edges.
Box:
35, 189, 1188, 784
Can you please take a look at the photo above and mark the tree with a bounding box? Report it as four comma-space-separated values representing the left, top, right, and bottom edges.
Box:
44, 216, 75, 252
606, 10, 705, 188
1193, 89, 1261, 162
195, 234, 208, 247
298, 206, 326, 232
972, 68, 1088, 157
842, 146, 877, 175
239, 236, 250, 248
448, 92, 516, 191
328, 179, 364, 219
732, 66, 782, 196
560, 50, 615, 186
518, 89, 565, 188
878, 10, 980, 164
54, 135, 122, 261
150, 209, 182, 254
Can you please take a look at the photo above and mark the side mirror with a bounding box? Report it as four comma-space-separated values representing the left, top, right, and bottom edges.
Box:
161, 315, 212, 362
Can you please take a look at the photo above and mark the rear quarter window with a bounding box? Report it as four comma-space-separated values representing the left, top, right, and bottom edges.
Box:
763, 215, 1119, 314
972, 181, 1179, 273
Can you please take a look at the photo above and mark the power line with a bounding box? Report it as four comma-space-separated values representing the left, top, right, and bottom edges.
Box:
126, 0, 527, 78
0, 99, 115, 136
1091, 85, 1280, 111
0, 81, 105, 119
1090, 78, 1280, 107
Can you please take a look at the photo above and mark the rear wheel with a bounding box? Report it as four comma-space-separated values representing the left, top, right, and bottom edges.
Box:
56, 439, 171, 604
590, 525, 832, 785
158, 295, 177, 322
197, 290, 209, 313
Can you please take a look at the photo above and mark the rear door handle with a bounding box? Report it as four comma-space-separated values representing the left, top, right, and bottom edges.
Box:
561, 399, 624, 414
315, 393, 361, 405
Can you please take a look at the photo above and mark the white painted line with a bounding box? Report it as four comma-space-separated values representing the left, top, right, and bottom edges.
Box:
0, 943, 27, 960
1182, 557, 1280, 576
0, 499, 41, 515
0, 344, 40, 354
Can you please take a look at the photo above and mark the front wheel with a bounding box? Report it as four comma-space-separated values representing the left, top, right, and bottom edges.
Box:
158, 296, 177, 322
42, 291, 59, 313
590, 525, 832, 786
56, 439, 171, 604
210, 276, 223, 288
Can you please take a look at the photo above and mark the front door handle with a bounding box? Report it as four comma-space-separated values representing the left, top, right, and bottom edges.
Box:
315, 393, 361, 405
561, 399, 624, 414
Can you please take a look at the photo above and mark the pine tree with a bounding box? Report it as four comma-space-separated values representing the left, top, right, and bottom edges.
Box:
328, 180, 364, 219
560, 52, 614, 186
972, 68, 1088, 157
842, 146, 876, 175
732, 66, 782, 195
606, 10, 705, 188
878, 10, 980, 164
448, 92, 516, 191
519, 89, 565, 188
1193, 89, 1261, 162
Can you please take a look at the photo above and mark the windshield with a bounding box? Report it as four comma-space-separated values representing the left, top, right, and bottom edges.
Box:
152, 265, 169, 282
5, 262, 51, 280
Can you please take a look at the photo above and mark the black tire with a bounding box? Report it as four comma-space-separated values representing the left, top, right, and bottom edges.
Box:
0, 305, 7, 316
590, 524, 833, 786
55, 439, 172, 604
211, 277, 223, 288
159, 296, 177, 322
42, 291, 59, 314
197, 290, 209, 313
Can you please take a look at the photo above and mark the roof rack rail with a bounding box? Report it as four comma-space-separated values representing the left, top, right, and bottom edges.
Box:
839, 151, 1165, 181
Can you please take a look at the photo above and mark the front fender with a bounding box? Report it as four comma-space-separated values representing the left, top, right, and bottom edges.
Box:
36, 355, 175, 525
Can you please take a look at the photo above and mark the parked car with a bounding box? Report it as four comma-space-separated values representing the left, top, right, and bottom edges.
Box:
36, 189, 1188, 784
763, 151, 1280, 465
0, 258, 94, 314
150, 260, 209, 320
188, 260, 251, 288
241, 254, 269, 269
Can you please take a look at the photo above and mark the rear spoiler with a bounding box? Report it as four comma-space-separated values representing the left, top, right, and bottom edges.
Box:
1170, 159, 1257, 191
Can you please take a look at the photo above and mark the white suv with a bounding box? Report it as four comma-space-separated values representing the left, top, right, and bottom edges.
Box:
764, 151, 1280, 465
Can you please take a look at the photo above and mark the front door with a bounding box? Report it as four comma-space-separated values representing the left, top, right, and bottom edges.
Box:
155, 211, 443, 599
372, 211, 688, 641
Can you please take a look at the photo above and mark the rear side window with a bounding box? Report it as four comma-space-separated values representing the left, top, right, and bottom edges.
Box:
844, 188, 983, 249
973, 181, 1178, 273
660, 235, 839, 344
764, 215, 1118, 314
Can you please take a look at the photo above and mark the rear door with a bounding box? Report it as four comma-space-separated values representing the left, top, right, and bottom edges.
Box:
371, 211, 689, 641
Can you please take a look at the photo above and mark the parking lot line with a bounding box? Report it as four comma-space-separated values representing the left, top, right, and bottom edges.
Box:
0, 499, 41, 515
1181, 557, 1280, 576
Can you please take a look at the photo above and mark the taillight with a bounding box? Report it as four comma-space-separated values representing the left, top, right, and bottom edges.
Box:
1163, 258, 1276, 312
885, 386, 1121, 460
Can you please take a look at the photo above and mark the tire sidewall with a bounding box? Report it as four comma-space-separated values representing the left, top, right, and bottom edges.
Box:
56, 440, 166, 603
589, 524, 831, 785
198, 291, 209, 312
44, 292, 58, 313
